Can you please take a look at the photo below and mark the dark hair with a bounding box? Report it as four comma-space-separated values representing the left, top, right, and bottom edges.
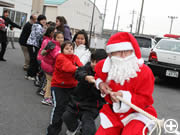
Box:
47, 21, 55, 26
30, 15, 36, 21
49, 22, 56, 27
44, 26, 55, 37
91, 49, 107, 62
61, 41, 74, 53
37, 14, 46, 22
47, 21, 53, 25
56, 16, 67, 33
54, 31, 64, 39
3, 9, 9, 15
30, 15, 33, 20
72, 30, 89, 49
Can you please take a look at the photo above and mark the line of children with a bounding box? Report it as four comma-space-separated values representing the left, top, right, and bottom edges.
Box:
22, 22, 108, 134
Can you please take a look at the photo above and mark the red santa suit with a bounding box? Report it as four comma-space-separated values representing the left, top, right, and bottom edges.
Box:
95, 32, 157, 135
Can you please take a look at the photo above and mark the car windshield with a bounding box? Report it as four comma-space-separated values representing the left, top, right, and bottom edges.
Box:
135, 37, 151, 48
156, 40, 180, 52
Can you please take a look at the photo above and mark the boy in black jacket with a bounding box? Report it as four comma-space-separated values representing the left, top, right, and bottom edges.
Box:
62, 49, 107, 135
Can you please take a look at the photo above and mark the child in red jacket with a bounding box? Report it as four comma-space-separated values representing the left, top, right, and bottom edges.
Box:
47, 41, 83, 135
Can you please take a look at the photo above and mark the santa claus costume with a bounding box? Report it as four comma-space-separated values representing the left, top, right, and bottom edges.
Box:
95, 32, 157, 135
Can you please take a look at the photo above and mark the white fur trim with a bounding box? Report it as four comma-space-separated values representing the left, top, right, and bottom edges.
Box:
138, 58, 144, 65
95, 78, 103, 90
95, 78, 107, 97
106, 42, 133, 53
102, 57, 111, 73
112, 102, 121, 113
100, 113, 113, 129
121, 112, 155, 132
113, 90, 132, 113
101, 93, 106, 98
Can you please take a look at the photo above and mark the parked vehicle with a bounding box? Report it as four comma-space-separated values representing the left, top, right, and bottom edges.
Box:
154, 36, 163, 43
148, 38, 180, 79
134, 35, 156, 63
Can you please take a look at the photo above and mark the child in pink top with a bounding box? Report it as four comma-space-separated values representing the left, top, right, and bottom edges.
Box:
41, 32, 64, 105
37, 26, 55, 62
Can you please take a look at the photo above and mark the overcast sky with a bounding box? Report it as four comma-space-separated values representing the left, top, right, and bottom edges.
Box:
91, 0, 180, 36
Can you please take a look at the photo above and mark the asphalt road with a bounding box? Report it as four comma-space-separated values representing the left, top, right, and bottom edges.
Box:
0, 43, 180, 135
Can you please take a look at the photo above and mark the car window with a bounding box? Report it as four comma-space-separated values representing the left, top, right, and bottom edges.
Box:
156, 40, 180, 52
154, 37, 162, 43
135, 37, 151, 48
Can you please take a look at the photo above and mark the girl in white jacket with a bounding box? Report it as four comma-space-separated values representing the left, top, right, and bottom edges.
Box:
73, 30, 91, 65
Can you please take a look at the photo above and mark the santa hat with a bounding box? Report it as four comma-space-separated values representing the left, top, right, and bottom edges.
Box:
106, 32, 144, 64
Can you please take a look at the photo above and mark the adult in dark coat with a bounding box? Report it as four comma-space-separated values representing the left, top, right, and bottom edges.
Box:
19, 15, 37, 70
0, 9, 21, 61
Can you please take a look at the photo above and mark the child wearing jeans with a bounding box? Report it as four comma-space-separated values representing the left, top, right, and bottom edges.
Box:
40, 32, 64, 105
47, 41, 83, 135
62, 49, 107, 135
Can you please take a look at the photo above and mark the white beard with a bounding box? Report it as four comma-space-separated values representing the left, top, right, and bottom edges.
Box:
107, 53, 141, 85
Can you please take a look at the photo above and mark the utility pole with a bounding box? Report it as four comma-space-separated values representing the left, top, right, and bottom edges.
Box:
111, 0, 119, 35
141, 16, 145, 34
135, 15, 139, 33
137, 0, 144, 35
89, 0, 96, 47
102, 0, 108, 33
168, 16, 178, 34
130, 10, 136, 33
116, 15, 120, 32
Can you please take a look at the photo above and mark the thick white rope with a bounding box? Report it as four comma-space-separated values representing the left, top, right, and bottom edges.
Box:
116, 95, 164, 135
93, 79, 164, 134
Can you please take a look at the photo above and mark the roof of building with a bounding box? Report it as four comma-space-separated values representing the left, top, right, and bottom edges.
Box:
45, 0, 67, 5
45, 0, 102, 16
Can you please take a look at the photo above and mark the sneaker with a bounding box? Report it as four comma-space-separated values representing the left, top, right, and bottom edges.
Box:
66, 130, 77, 135
66, 121, 81, 135
27, 76, 35, 81
41, 98, 53, 106
0, 58, 7, 61
34, 78, 40, 87
24, 75, 28, 79
39, 90, 45, 96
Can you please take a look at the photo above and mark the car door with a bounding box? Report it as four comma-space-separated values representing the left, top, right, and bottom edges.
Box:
135, 37, 152, 62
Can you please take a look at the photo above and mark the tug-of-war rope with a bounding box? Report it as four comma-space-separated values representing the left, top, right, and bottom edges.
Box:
115, 95, 164, 135
99, 88, 164, 135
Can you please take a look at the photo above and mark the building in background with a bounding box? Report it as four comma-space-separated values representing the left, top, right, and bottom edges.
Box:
44, 0, 103, 35
0, 0, 33, 38
0, 0, 14, 8
32, 0, 44, 15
